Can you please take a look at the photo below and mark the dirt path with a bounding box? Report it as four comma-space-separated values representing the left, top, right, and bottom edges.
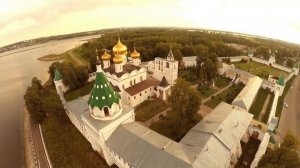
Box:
201, 83, 233, 104
258, 94, 271, 121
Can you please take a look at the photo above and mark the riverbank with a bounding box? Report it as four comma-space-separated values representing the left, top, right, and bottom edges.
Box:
37, 46, 89, 67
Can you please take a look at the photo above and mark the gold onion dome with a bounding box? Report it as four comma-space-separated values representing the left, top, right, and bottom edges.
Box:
113, 38, 127, 54
101, 50, 111, 61
113, 54, 123, 64
130, 47, 140, 59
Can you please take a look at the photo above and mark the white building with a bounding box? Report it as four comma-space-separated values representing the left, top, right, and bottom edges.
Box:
182, 56, 197, 68
147, 48, 178, 85
232, 76, 262, 111
100, 38, 175, 107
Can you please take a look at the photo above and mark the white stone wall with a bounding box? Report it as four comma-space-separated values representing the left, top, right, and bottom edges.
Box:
124, 87, 156, 107
272, 64, 292, 73
252, 57, 268, 65
183, 60, 197, 67
105, 68, 147, 91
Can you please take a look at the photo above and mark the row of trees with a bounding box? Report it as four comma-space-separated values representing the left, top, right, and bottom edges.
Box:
24, 77, 64, 123
258, 131, 300, 168
49, 62, 89, 90
80, 29, 244, 70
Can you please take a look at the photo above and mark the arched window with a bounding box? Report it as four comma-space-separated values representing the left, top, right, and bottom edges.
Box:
166, 62, 169, 68
103, 107, 109, 116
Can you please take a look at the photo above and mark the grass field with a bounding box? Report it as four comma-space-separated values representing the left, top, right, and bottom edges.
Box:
233, 61, 288, 79
249, 88, 270, 120
205, 84, 244, 108
37, 46, 90, 67
42, 89, 111, 168
215, 76, 231, 89
135, 99, 169, 122
262, 93, 275, 124
198, 87, 218, 99
65, 81, 94, 101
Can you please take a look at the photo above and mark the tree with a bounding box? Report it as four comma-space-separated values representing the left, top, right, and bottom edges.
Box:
286, 58, 294, 68
24, 77, 46, 123
168, 78, 201, 122
282, 131, 300, 149
258, 132, 300, 168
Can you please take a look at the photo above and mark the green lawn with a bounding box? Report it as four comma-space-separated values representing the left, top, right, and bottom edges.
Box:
65, 81, 94, 101
42, 89, 111, 168
38, 46, 90, 67
233, 61, 288, 79
214, 76, 231, 89
262, 93, 275, 124
135, 99, 169, 122
150, 110, 202, 142
199, 87, 218, 98
249, 88, 270, 120
178, 68, 199, 84
234, 61, 266, 71
205, 84, 244, 108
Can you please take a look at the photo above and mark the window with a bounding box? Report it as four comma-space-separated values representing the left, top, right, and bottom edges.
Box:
140, 93, 142, 96
166, 62, 169, 68
150, 88, 151, 91
103, 107, 109, 116
130, 81, 132, 86
134, 96, 136, 99
145, 90, 147, 93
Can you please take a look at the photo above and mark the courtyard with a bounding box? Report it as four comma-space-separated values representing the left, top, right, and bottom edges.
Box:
233, 61, 288, 79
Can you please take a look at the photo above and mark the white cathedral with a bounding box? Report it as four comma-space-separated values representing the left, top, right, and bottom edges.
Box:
54, 38, 252, 168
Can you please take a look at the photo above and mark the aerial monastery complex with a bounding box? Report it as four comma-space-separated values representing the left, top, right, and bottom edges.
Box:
53, 38, 299, 168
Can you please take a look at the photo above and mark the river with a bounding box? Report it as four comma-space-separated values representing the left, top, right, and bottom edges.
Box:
0, 35, 100, 167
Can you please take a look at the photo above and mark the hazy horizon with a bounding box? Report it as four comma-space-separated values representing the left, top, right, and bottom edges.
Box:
1, 0, 300, 47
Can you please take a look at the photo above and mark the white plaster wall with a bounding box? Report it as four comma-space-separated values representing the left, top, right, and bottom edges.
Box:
183, 60, 197, 67
272, 64, 292, 73
125, 87, 156, 107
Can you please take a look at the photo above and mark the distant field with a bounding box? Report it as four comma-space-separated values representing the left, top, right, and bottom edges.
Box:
37, 54, 63, 61
233, 61, 288, 79
37, 46, 90, 67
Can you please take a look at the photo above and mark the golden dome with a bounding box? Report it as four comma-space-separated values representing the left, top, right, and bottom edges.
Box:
113, 38, 127, 54
130, 47, 140, 59
101, 50, 111, 61
113, 54, 123, 64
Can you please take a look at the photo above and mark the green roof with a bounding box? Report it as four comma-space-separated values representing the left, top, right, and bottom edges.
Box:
88, 71, 121, 110
276, 74, 285, 86
269, 135, 276, 144
293, 62, 299, 69
53, 69, 62, 81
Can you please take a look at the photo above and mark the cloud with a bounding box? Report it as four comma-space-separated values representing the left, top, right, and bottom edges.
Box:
1, 0, 300, 47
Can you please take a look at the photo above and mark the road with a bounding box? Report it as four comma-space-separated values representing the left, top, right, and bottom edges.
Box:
277, 76, 300, 145
30, 117, 50, 168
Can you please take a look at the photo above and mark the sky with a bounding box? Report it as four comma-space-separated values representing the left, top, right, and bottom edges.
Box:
1, 0, 300, 47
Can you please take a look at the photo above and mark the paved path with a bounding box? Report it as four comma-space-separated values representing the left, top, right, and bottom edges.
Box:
143, 108, 170, 127
27, 107, 50, 168
277, 76, 300, 149
201, 83, 233, 104
258, 94, 271, 121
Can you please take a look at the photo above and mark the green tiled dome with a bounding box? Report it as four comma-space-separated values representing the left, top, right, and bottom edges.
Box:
88, 71, 121, 110
53, 69, 62, 81
276, 74, 285, 86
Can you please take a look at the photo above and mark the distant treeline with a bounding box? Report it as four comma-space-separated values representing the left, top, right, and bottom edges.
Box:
81, 28, 300, 71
